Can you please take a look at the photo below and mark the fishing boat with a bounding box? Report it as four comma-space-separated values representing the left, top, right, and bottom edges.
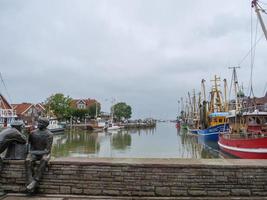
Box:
218, 0, 267, 159
198, 112, 229, 141
197, 75, 229, 141
219, 108, 267, 159
175, 119, 181, 129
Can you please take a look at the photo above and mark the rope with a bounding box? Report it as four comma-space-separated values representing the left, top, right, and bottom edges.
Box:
0, 72, 13, 106
248, 9, 259, 98
238, 34, 263, 66
263, 82, 267, 95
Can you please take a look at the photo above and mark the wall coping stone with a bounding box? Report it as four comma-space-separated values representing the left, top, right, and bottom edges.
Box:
3, 158, 267, 168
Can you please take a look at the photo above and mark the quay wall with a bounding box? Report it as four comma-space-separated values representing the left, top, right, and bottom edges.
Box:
1, 158, 267, 197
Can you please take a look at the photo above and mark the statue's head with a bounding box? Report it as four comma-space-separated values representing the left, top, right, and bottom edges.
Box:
37, 117, 49, 130
11, 120, 24, 131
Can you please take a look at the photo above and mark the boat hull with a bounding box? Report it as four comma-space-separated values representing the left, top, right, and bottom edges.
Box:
49, 127, 65, 134
197, 124, 229, 142
189, 129, 198, 134
218, 135, 267, 159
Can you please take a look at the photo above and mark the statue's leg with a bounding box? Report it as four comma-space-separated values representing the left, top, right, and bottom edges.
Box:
25, 154, 39, 193
25, 154, 35, 184
33, 154, 50, 182
0, 157, 2, 171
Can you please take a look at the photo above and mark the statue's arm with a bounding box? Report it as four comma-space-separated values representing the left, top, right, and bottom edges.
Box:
45, 134, 53, 154
27, 134, 32, 153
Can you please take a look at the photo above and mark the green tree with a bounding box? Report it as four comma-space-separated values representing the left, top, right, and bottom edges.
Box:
88, 102, 101, 118
112, 102, 132, 121
71, 108, 88, 121
45, 93, 72, 120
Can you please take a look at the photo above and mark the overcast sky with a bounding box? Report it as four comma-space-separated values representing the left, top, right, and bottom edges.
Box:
0, 0, 266, 119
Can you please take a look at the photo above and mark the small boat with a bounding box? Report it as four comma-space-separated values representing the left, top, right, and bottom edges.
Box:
47, 118, 65, 134
103, 120, 122, 131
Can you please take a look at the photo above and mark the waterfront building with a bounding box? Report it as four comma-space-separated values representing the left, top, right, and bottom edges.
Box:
12, 103, 40, 125
70, 98, 100, 110
0, 94, 17, 127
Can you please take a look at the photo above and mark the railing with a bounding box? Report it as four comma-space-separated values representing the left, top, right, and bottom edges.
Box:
240, 104, 267, 113
0, 109, 16, 118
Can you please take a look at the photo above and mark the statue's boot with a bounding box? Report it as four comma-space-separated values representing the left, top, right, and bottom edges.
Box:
0, 157, 3, 171
26, 180, 37, 193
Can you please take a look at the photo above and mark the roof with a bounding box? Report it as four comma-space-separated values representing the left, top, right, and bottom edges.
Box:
0, 94, 12, 109
35, 103, 46, 111
12, 103, 34, 115
70, 98, 98, 108
208, 112, 229, 117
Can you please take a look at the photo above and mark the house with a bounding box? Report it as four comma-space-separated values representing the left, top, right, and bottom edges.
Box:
241, 92, 267, 111
0, 94, 17, 127
12, 103, 43, 125
254, 92, 267, 106
35, 103, 46, 116
70, 98, 100, 109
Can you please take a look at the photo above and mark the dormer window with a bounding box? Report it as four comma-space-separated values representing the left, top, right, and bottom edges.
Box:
78, 103, 86, 109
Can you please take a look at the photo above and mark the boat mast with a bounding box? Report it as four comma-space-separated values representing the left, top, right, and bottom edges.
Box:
229, 67, 241, 111
252, 0, 267, 41
223, 78, 228, 111
201, 79, 206, 103
210, 75, 223, 113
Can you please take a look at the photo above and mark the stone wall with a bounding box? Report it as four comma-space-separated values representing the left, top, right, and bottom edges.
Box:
1, 158, 267, 197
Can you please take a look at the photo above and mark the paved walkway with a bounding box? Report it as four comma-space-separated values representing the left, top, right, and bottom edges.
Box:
1, 194, 267, 200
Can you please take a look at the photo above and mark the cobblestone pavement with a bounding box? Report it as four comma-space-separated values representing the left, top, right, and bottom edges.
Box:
2, 194, 267, 200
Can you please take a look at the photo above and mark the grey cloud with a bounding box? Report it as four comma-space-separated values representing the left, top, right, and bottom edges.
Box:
0, 0, 266, 119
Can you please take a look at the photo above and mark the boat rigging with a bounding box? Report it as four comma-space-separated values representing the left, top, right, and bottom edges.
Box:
252, 0, 267, 41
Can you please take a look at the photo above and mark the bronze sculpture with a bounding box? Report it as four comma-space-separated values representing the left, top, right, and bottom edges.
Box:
0, 121, 27, 160
25, 117, 53, 193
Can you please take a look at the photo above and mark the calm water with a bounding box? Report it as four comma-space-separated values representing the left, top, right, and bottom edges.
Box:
52, 122, 233, 158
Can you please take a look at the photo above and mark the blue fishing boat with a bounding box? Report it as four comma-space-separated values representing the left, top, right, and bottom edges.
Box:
197, 112, 229, 141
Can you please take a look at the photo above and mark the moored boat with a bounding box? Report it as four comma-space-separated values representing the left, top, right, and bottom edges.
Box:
219, 109, 267, 159
197, 75, 229, 141
197, 112, 229, 141
47, 118, 65, 134
219, 0, 267, 159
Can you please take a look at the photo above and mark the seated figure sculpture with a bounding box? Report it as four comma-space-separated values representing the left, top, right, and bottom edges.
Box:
0, 121, 27, 160
25, 117, 53, 193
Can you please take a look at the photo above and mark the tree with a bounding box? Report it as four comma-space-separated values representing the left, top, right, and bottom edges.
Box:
71, 108, 88, 121
45, 93, 72, 120
112, 102, 132, 121
88, 102, 101, 118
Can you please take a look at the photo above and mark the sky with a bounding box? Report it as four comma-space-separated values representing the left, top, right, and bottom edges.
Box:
0, 0, 266, 120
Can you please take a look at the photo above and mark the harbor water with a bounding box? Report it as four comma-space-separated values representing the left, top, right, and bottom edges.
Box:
52, 122, 234, 158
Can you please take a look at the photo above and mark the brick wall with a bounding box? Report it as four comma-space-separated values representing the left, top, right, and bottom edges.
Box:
1, 158, 267, 197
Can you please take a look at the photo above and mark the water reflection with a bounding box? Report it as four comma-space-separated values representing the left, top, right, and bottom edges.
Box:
111, 131, 131, 151
51, 123, 234, 158
52, 130, 100, 157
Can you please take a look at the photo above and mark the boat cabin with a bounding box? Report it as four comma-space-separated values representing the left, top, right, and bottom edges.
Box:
242, 110, 267, 134
208, 112, 228, 127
